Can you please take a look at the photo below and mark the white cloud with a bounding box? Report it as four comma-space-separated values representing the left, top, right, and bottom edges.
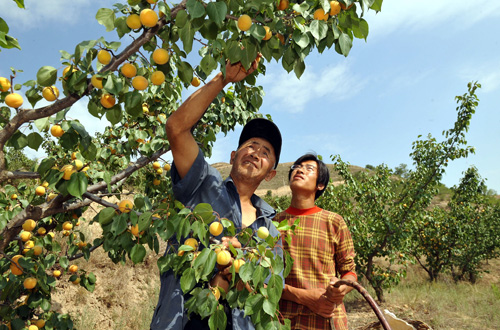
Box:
261, 61, 366, 113
66, 98, 110, 135
366, 0, 500, 38
2, 0, 116, 30
457, 62, 500, 93
289, 132, 345, 160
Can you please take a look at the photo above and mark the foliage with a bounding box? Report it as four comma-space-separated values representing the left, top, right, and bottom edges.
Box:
263, 192, 290, 214
318, 82, 482, 302
414, 169, 500, 282
0, 0, 23, 53
4, 148, 36, 172
0, 0, 383, 328
393, 163, 409, 179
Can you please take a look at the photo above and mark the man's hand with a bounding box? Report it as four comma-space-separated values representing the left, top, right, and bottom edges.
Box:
210, 272, 230, 293
325, 276, 352, 304
222, 54, 261, 85
303, 288, 338, 318
221, 236, 241, 249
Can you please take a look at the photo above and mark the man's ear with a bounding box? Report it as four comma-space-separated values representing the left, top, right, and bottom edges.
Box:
316, 183, 325, 192
230, 151, 236, 164
265, 169, 277, 182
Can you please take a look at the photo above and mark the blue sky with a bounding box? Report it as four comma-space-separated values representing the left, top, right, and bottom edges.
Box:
2, 0, 500, 192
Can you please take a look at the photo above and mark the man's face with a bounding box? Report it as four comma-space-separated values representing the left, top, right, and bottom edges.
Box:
290, 160, 324, 196
230, 137, 277, 183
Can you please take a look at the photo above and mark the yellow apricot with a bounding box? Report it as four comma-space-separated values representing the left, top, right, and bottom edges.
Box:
126, 14, 142, 30
91, 75, 104, 89
153, 48, 169, 65
151, 71, 165, 85
50, 124, 64, 138
42, 86, 59, 101
132, 76, 149, 90
97, 50, 112, 65
237, 15, 252, 31
140, 9, 158, 28
121, 63, 137, 78
5, 93, 23, 108
0, 76, 11, 92
100, 94, 116, 108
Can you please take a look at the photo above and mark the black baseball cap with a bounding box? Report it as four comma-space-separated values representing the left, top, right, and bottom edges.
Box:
238, 118, 282, 168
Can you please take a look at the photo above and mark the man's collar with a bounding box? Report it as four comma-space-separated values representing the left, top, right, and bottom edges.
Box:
223, 177, 276, 218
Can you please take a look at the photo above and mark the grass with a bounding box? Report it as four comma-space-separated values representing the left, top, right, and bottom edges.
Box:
345, 261, 500, 329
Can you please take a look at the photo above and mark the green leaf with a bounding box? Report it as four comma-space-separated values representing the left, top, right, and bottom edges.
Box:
34, 117, 50, 132
36, 66, 57, 87
124, 91, 143, 117
180, 267, 197, 293
200, 54, 217, 76
186, 0, 206, 19
111, 214, 128, 236
130, 244, 146, 264
27, 132, 43, 150
114, 16, 129, 39
0, 18, 9, 33
262, 298, 275, 316
249, 23, 265, 41
138, 211, 152, 232
293, 59, 305, 79
370, 0, 383, 12
240, 39, 257, 69
82, 142, 97, 161
13, 0, 25, 9
239, 261, 255, 283
244, 293, 264, 316
338, 31, 353, 56
175, 10, 188, 28
59, 256, 69, 269
98, 207, 116, 226
7, 131, 28, 149
208, 308, 227, 330
59, 130, 79, 150
37, 158, 56, 176
267, 274, 283, 304
179, 21, 196, 54
105, 106, 122, 125
309, 20, 328, 41
193, 248, 216, 281
206, 1, 227, 27
96, 8, 116, 32
103, 74, 124, 95
67, 172, 88, 199
353, 18, 369, 40
199, 21, 219, 40
177, 61, 194, 84
293, 30, 310, 49
226, 40, 242, 64
193, 203, 215, 224
40, 299, 51, 312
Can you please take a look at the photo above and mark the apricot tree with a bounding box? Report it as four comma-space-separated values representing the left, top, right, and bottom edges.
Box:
0, 0, 382, 328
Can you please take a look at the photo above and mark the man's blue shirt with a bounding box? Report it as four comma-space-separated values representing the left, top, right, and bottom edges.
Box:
150, 149, 283, 330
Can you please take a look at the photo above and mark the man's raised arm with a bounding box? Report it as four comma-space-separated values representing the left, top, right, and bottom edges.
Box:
165, 58, 260, 179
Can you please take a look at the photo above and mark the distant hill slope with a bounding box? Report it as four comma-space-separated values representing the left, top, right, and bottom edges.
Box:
211, 161, 367, 197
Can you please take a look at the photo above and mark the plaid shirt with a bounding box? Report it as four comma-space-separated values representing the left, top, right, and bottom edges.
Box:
277, 206, 356, 330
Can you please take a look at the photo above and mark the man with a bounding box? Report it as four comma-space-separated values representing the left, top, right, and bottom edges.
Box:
277, 153, 357, 330
150, 58, 283, 330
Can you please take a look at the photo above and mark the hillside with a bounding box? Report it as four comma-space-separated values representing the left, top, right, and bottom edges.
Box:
212, 161, 367, 197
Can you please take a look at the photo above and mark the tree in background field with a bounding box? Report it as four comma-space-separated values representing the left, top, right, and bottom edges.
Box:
0, 0, 383, 329
317, 82, 482, 302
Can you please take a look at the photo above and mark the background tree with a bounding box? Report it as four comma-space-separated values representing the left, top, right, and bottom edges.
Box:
318, 82, 481, 302
0, 0, 383, 329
